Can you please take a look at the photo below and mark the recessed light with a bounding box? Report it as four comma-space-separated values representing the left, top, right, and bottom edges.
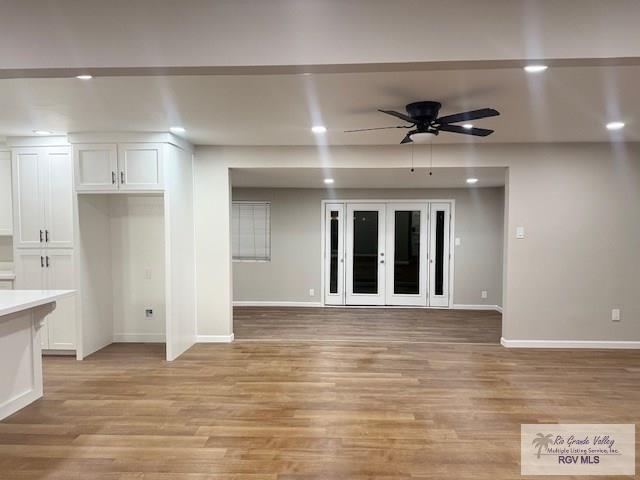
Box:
462, 124, 474, 129
466, 178, 479, 184
311, 125, 327, 134
33, 130, 52, 135
524, 65, 548, 73
324, 178, 334, 184
606, 121, 625, 131
170, 126, 186, 134
75, 74, 93, 80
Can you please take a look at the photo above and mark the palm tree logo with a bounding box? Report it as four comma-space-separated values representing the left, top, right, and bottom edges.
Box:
532, 433, 554, 459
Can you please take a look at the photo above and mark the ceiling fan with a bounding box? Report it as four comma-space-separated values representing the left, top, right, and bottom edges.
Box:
345, 101, 500, 144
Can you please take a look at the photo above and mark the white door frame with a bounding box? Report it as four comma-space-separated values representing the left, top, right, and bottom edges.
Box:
385, 203, 429, 306
345, 203, 386, 305
320, 199, 455, 308
323, 203, 345, 305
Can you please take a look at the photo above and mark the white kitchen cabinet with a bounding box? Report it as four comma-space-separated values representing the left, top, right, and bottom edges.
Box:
12, 147, 73, 249
118, 143, 164, 191
0, 152, 12, 235
73, 144, 118, 192
73, 143, 164, 192
14, 249, 76, 351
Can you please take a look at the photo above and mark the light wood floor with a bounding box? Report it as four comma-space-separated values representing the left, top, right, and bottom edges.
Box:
1, 309, 639, 479
234, 307, 502, 344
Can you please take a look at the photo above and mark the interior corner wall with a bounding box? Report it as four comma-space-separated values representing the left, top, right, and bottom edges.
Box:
502, 143, 640, 342
110, 195, 166, 342
231, 187, 505, 307
193, 159, 233, 338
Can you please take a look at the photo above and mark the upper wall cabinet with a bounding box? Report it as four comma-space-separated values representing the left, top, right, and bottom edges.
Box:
12, 147, 74, 249
74, 144, 118, 192
74, 143, 164, 192
0, 151, 12, 235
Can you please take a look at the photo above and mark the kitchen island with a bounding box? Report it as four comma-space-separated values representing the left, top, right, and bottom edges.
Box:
0, 290, 75, 420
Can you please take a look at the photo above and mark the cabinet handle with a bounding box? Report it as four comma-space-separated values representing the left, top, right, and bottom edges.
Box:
41, 256, 44, 268
120, 171, 125, 184
112, 171, 116, 184
45, 230, 49, 243
40, 230, 43, 242
46, 256, 50, 268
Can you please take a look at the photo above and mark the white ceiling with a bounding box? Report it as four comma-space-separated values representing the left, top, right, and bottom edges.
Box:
0, 65, 638, 145
231, 167, 506, 189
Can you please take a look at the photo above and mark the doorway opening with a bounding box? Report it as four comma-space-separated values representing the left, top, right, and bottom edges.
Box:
323, 200, 454, 307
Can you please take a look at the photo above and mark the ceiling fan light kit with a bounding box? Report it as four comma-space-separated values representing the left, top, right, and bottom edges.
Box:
346, 100, 500, 144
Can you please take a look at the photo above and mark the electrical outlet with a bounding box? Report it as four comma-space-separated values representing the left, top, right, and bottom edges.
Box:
144, 269, 152, 280
309, 288, 315, 297
481, 290, 488, 299
145, 309, 154, 318
611, 308, 621, 322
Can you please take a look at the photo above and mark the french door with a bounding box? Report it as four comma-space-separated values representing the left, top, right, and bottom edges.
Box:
324, 201, 452, 307
345, 204, 386, 305
385, 203, 428, 306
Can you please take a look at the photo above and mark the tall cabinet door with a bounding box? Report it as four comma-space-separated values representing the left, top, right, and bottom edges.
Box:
385, 203, 428, 306
345, 203, 386, 306
42, 148, 74, 248
324, 203, 345, 305
14, 250, 48, 348
73, 144, 118, 192
12, 149, 45, 249
44, 250, 76, 350
118, 143, 164, 191
428, 203, 452, 307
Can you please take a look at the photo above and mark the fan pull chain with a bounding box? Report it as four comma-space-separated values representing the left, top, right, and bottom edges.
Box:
429, 141, 433, 176
410, 143, 415, 173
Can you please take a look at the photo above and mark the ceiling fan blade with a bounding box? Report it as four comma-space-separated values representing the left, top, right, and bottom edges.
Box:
436, 108, 499, 124
344, 125, 410, 133
378, 109, 416, 124
438, 124, 494, 137
400, 134, 413, 144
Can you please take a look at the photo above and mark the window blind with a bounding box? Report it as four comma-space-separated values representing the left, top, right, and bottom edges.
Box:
232, 201, 271, 261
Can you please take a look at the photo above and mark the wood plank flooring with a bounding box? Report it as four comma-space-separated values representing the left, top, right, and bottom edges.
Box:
234, 307, 502, 344
1, 309, 639, 479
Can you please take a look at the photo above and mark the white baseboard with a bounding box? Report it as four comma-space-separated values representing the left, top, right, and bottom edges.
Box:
501, 337, 640, 349
233, 301, 323, 308
452, 304, 503, 313
113, 333, 166, 343
196, 333, 235, 343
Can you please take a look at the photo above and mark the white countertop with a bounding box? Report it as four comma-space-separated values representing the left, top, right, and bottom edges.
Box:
0, 290, 75, 317
0, 271, 15, 281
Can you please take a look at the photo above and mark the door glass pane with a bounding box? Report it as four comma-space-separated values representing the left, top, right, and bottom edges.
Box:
394, 211, 420, 294
435, 210, 445, 295
329, 210, 339, 294
353, 211, 378, 294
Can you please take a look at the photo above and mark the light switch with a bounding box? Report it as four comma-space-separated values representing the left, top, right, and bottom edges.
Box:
455, 237, 461, 246
516, 226, 525, 239
612, 309, 621, 322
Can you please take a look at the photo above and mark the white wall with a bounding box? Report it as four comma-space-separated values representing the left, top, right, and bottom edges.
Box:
232, 187, 504, 307
194, 143, 640, 343
110, 195, 166, 342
